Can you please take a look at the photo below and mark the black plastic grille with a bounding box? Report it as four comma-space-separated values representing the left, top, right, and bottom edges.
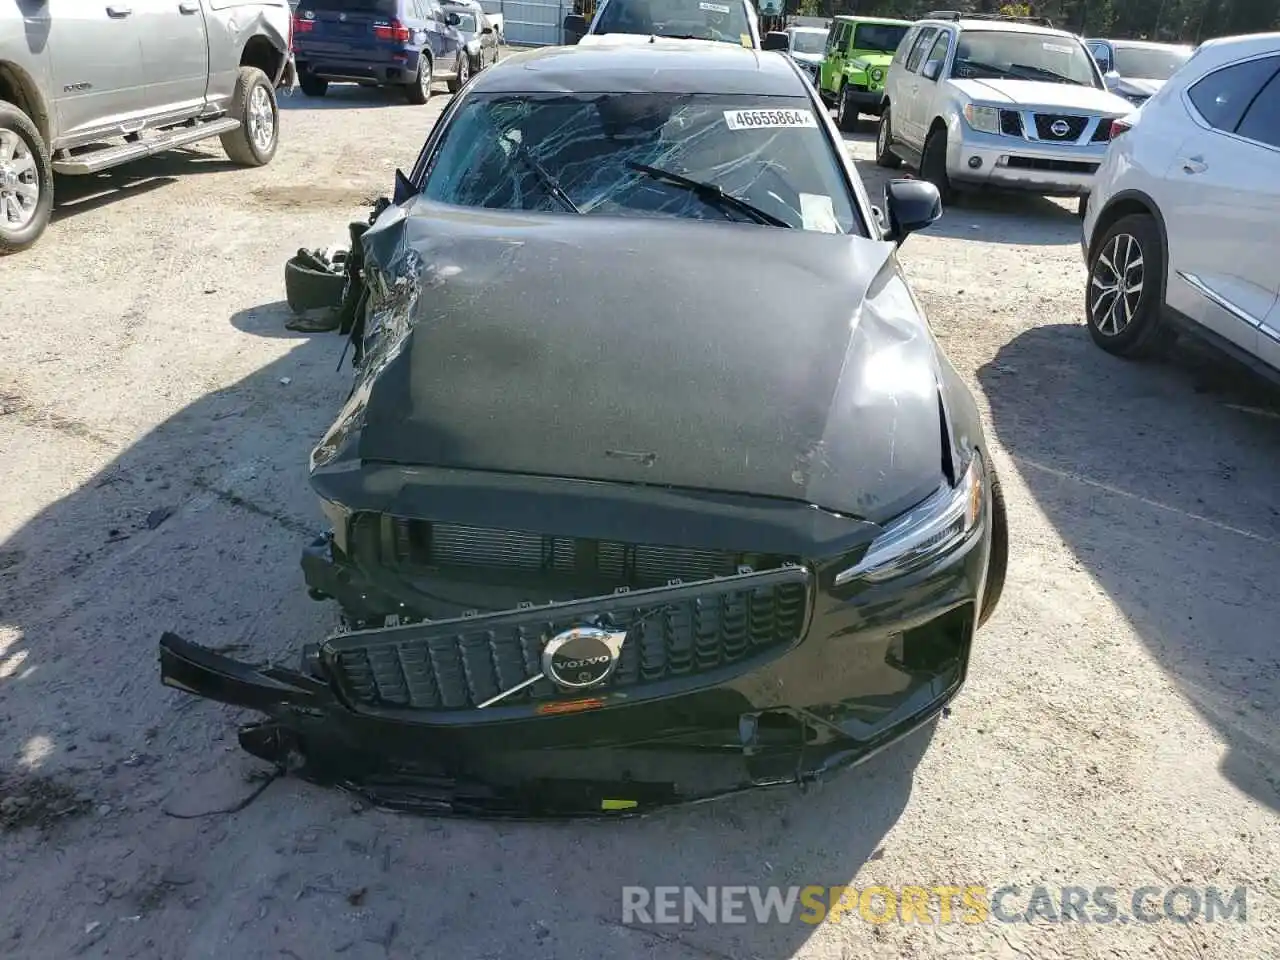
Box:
353, 515, 788, 589
1090, 120, 1113, 143
325, 570, 811, 711
1033, 114, 1089, 141
1006, 156, 1099, 174
999, 109, 1023, 136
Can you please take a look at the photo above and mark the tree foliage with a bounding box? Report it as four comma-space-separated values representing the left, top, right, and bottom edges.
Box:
793, 0, 1280, 41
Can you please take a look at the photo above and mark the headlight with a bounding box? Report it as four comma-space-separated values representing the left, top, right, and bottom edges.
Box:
870, 66, 885, 83
835, 453, 986, 586
963, 104, 1001, 135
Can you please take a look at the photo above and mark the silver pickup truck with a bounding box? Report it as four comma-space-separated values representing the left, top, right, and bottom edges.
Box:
1, 0, 296, 254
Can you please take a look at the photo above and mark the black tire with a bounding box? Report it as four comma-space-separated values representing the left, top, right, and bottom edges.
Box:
0, 101, 54, 256
299, 74, 328, 98
921, 127, 953, 204
978, 463, 1008, 628
405, 53, 433, 105
1085, 213, 1172, 359
836, 85, 859, 133
220, 66, 278, 166
875, 106, 902, 169
448, 53, 471, 94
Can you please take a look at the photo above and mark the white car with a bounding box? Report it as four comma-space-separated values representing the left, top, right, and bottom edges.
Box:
1082, 32, 1280, 378
564, 0, 760, 49
876, 13, 1134, 208
1085, 38, 1195, 106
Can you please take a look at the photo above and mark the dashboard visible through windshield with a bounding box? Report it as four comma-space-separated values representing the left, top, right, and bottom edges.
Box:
953, 31, 1101, 87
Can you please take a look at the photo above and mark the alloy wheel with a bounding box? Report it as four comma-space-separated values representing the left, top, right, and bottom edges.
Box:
877, 114, 888, 153
458, 57, 469, 86
248, 85, 275, 152
0, 129, 40, 230
420, 61, 432, 98
1090, 232, 1145, 336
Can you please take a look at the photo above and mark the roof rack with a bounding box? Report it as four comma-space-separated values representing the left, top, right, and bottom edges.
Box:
924, 10, 1056, 28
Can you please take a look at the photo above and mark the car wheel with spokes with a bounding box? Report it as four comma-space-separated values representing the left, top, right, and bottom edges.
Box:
1085, 213, 1172, 359
875, 107, 901, 169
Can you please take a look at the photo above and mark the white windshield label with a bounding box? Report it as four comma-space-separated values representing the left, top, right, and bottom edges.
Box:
799, 193, 838, 233
699, 1, 731, 11
1042, 42, 1074, 54
723, 108, 818, 130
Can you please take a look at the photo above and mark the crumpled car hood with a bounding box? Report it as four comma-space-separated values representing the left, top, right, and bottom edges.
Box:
320, 201, 952, 523
950, 77, 1133, 113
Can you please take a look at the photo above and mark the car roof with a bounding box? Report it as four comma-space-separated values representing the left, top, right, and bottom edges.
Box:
831, 15, 909, 26
467, 42, 808, 97
919, 18, 1077, 39
789, 26, 828, 35
1197, 30, 1280, 59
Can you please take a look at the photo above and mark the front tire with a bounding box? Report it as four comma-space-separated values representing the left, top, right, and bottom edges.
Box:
875, 106, 902, 168
448, 53, 471, 93
0, 100, 54, 255
836, 85, 859, 133
220, 66, 278, 167
299, 74, 328, 98
405, 53, 433, 105
978, 464, 1008, 628
1085, 213, 1172, 359
921, 127, 953, 204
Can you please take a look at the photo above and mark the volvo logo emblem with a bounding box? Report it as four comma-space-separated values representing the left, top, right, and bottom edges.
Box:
1050, 119, 1071, 137
541, 626, 627, 689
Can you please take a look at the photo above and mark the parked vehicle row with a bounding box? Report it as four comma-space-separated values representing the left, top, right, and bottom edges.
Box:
0, 0, 295, 254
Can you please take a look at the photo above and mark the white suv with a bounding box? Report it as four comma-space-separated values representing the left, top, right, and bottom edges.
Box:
876, 13, 1134, 209
1082, 33, 1280, 378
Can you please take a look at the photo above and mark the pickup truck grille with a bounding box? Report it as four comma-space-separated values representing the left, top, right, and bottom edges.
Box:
324, 567, 812, 711
1033, 114, 1089, 141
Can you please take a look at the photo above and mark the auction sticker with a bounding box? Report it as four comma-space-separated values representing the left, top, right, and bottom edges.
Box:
699, 1, 730, 11
724, 108, 818, 130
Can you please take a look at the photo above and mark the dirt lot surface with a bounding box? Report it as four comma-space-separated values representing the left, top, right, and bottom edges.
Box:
2, 78, 1279, 960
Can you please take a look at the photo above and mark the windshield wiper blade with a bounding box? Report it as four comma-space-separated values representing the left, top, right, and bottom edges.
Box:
508, 138, 581, 214
1009, 63, 1084, 85
626, 162, 791, 228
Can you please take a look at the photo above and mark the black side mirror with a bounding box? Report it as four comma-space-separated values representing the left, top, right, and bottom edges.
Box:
562, 13, 587, 43
761, 32, 789, 52
481, 24, 493, 33
883, 179, 942, 244
445, 10, 460, 25
393, 168, 415, 206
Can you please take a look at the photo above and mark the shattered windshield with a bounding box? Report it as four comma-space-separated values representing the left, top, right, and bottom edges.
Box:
421, 93, 858, 233
953, 31, 1100, 87
594, 0, 751, 46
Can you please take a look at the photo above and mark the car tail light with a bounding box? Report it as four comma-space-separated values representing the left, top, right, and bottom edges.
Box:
292, 13, 314, 33
1110, 117, 1134, 138
373, 19, 412, 42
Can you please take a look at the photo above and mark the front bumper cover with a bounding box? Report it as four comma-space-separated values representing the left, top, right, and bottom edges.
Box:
159, 629, 954, 817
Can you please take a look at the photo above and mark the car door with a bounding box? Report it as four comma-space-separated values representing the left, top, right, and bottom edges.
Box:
1164, 53, 1280, 357
898, 26, 938, 150
132, 0, 212, 122
819, 21, 848, 96
420, 0, 459, 76
917, 28, 953, 113
42, 0, 148, 142
1227, 66, 1280, 371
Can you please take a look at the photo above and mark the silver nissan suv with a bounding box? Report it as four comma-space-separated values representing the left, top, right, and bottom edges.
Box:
876, 11, 1134, 212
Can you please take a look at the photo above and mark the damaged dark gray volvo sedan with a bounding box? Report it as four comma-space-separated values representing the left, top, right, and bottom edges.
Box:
160, 42, 1009, 817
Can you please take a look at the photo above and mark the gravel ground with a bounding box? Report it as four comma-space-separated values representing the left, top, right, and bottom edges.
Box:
1, 79, 1278, 960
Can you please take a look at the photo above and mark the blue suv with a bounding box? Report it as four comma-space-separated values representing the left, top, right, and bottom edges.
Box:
293, 0, 465, 103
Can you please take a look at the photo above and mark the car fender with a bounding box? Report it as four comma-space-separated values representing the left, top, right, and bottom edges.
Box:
1087, 188, 1170, 295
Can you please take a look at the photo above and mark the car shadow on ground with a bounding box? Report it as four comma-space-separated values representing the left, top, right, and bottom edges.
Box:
278, 80, 454, 111
51, 150, 242, 222
0, 302, 930, 957
978, 325, 1280, 813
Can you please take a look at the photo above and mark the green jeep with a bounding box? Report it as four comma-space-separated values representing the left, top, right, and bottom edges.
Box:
818, 16, 912, 131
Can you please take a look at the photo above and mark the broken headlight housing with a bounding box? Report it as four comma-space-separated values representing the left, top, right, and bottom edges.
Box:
835, 453, 986, 586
